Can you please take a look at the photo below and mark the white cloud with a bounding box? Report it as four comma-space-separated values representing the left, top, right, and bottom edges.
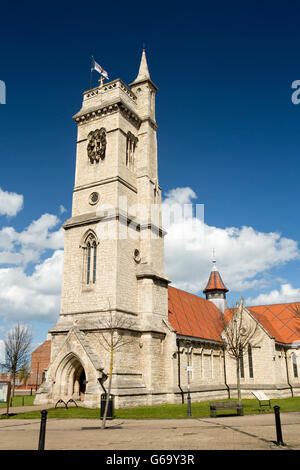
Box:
163, 187, 197, 207
0, 188, 23, 217
18, 214, 63, 249
162, 187, 300, 294
59, 205, 67, 214
0, 213, 64, 266
0, 250, 64, 323
0, 204, 65, 324
246, 283, 300, 306
0, 185, 298, 326
0, 227, 17, 250
0, 251, 23, 265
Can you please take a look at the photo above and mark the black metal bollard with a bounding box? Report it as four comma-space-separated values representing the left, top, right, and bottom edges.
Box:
273, 405, 285, 446
38, 410, 48, 450
187, 392, 192, 417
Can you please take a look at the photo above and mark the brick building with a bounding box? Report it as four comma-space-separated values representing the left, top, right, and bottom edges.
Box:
30, 339, 51, 388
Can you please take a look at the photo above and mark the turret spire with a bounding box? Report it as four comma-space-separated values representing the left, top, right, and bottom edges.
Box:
203, 256, 228, 313
133, 47, 151, 83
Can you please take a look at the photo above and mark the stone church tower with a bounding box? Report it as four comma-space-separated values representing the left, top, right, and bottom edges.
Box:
33, 51, 300, 407
35, 50, 176, 408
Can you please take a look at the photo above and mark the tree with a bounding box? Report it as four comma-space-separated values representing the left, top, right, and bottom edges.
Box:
18, 364, 31, 388
283, 303, 300, 376
220, 298, 259, 406
1, 323, 32, 397
287, 302, 300, 339
97, 312, 135, 429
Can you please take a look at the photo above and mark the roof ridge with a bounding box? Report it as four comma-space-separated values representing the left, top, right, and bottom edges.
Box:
247, 300, 300, 308
169, 284, 205, 300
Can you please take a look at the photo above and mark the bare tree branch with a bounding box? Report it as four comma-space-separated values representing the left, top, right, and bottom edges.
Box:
97, 308, 136, 429
286, 303, 300, 343
1, 323, 32, 396
218, 298, 260, 405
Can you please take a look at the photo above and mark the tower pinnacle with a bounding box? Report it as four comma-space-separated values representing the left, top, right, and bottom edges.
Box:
133, 48, 151, 83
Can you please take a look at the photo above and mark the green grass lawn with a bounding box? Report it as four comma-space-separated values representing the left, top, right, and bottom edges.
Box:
1, 396, 299, 420
0, 395, 35, 408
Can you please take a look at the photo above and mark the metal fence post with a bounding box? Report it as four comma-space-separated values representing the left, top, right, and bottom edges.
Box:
38, 410, 48, 450
273, 405, 285, 446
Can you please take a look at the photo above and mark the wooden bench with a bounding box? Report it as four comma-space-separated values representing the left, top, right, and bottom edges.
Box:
209, 401, 244, 418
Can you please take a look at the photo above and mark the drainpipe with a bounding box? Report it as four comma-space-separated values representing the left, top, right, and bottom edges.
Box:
284, 348, 293, 398
223, 346, 230, 399
176, 339, 184, 404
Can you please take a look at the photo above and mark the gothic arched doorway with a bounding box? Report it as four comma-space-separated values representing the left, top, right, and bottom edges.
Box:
73, 361, 87, 401
54, 353, 87, 402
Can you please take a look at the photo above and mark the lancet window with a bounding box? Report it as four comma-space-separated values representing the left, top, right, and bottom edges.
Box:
292, 352, 298, 378
239, 353, 245, 378
126, 132, 137, 170
248, 345, 254, 378
81, 231, 98, 285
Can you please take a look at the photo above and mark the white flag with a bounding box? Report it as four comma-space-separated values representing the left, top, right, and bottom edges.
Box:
91, 57, 109, 80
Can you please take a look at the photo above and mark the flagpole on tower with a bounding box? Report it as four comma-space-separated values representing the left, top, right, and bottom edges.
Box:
89, 55, 94, 90
90, 57, 109, 86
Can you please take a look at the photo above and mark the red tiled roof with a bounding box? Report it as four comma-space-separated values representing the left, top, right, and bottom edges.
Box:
247, 303, 300, 345
32, 340, 51, 355
203, 270, 228, 294
168, 286, 224, 342
168, 287, 300, 345
223, 302, 300, 345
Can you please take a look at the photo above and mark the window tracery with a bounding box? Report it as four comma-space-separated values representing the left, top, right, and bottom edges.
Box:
81, 231, 99, 285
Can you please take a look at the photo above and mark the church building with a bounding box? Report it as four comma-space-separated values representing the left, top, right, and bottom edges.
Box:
34, 51, 300, 408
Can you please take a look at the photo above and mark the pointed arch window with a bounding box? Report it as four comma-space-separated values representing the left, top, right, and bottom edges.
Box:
81, 231, 99, 286
239, 353, 245, 378
248, 345, 254, 378
292, 353, 298, 378
126, 132, 138, 170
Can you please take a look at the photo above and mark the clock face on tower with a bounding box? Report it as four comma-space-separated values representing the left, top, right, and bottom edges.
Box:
87, 128, 106, 163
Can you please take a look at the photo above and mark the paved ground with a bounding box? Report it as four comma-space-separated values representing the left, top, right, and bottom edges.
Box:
0, 409, 299, 450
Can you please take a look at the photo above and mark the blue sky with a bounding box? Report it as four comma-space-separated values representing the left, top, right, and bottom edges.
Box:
1, 0, 300, 352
